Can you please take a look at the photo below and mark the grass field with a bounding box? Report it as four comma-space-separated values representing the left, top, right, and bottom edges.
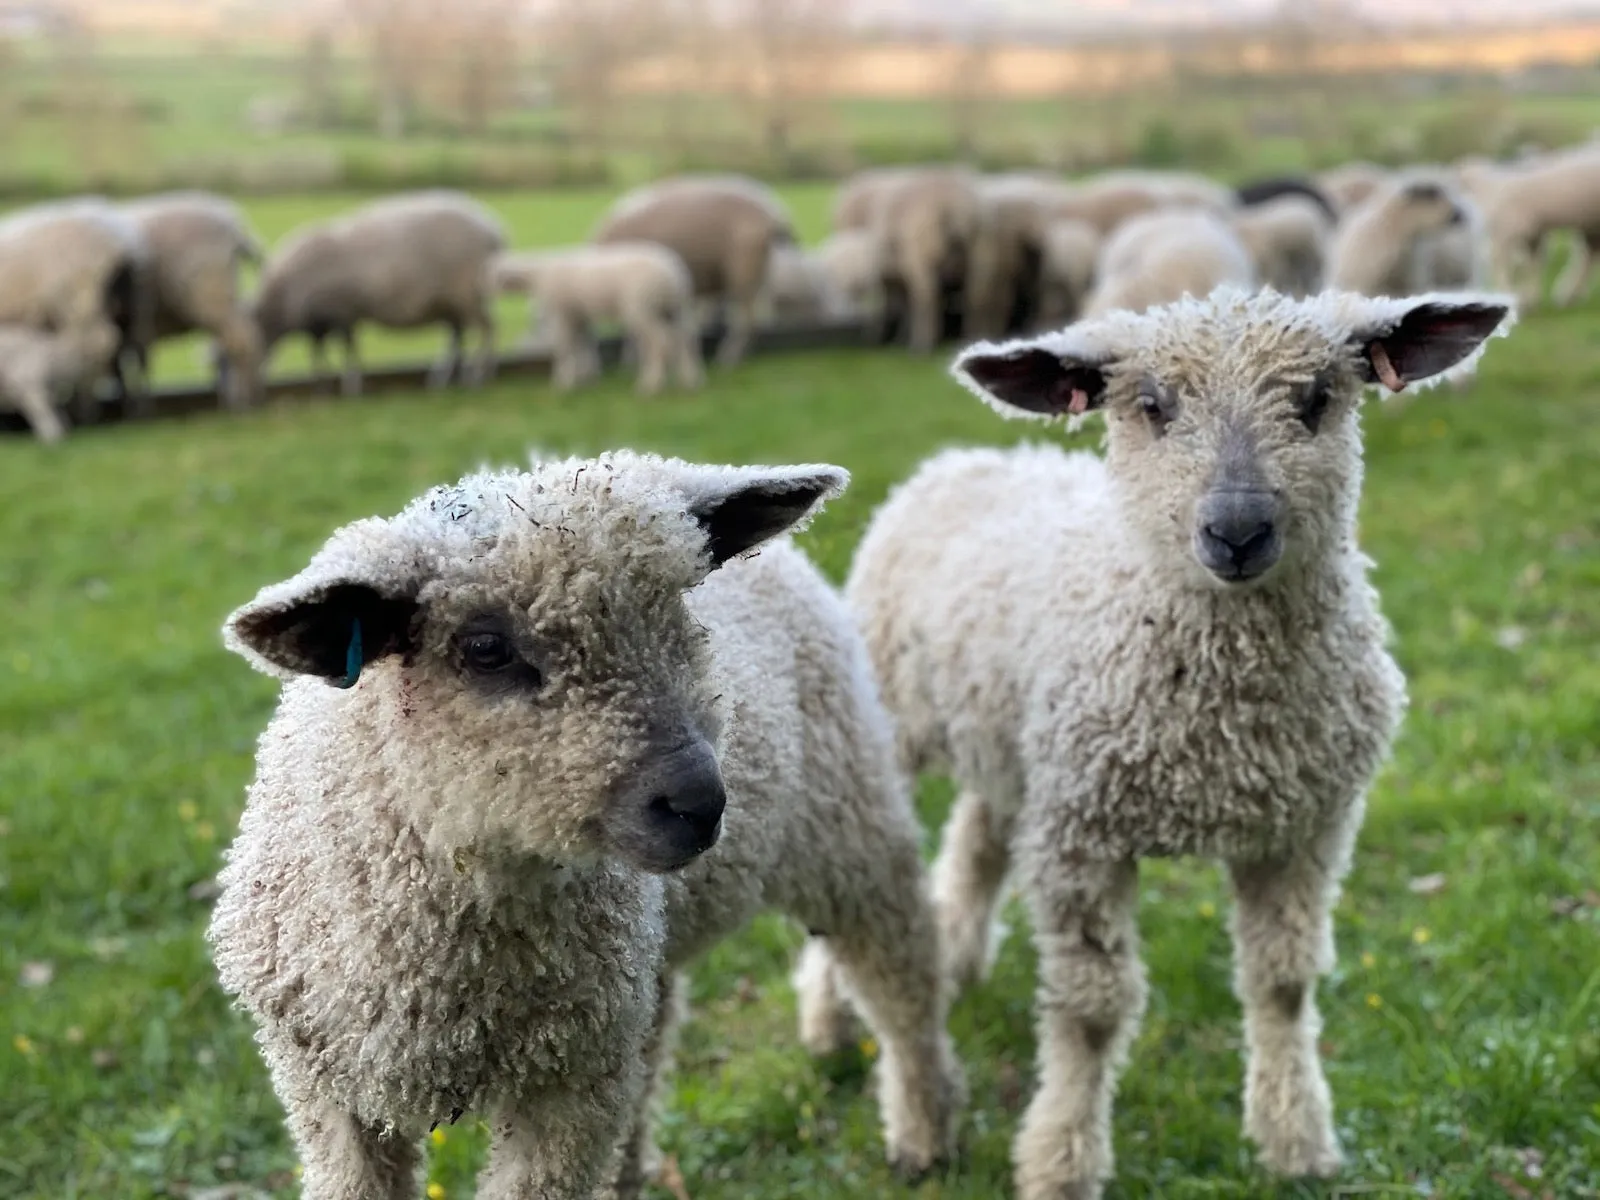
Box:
3, 221, 1599, 1198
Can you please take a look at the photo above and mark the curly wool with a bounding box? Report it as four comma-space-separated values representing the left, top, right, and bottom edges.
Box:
212, 449, 959, 1198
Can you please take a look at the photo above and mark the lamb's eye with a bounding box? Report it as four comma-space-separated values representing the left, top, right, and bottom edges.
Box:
461, 632, 516, 673
1299, 379, 1334, 433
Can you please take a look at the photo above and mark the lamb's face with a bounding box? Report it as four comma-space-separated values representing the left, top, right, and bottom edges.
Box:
226, 454, 848, 875
1392, 178, 1468, 238
953, 286, 1514, 589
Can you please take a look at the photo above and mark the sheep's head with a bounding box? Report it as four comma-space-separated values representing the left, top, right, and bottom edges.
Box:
953, 286, 1513, 589
224, 452, 848, 874
1387, 173, 1471, 237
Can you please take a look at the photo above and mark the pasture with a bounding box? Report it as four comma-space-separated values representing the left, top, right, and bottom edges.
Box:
2, 174, 1597, 1198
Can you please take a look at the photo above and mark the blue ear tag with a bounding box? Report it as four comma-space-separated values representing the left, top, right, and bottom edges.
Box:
337, 618, 363, 689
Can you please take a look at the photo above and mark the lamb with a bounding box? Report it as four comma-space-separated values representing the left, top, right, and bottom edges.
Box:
1466, 142, 1600, 305
1033, 218, 1100, 328
758, 242, 850, 324
592, 175, 796, 367
1327, 172, 1471, 296
252, 190, 505, 396
1083, 209, 1255, 317
0, 197, 150, 421
491, 244, 703, 395
832, 166, 920, 232
815, 228, 887, 321
1315, 161, 1390, 215
1231, 193, 1332, 296
846, 285, 1515, 1200
0, 321, 118, 444
118, 191, 265, 409
209, 451, 963, 1200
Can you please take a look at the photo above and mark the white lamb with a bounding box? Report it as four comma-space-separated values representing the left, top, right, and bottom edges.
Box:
847, 286, 1515, 1200
492, 244, 703, 395
1327, 172, 1473, 296
0, 321, 118, 443
210, 451, 963, 1200
1468, 142, 1600, 305
1083, 209, 1255, 317
1231, 193, 1332, 296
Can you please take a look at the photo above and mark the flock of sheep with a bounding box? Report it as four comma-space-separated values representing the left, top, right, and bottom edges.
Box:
3, 136, 1596, 443
204, 269, 1518, 1197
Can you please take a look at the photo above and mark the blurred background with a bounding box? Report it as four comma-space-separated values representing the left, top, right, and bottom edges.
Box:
3, 0, 1600, 202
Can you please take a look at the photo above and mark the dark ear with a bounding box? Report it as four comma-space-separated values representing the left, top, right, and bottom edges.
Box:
687, 466, 849, 566
226, 581, 419, 684
953, 342, 1110, 419
1356, 298, 1512, 393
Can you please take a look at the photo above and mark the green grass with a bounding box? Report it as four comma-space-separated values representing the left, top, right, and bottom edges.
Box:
3, 284, 1598, 1197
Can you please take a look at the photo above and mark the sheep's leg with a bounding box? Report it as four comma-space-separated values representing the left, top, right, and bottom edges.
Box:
471, 305, 497, 386
338, 329, 363, 397
12, 379, 66, 445
631, 316, 669, 396
904, 262, 941, 354
793, 935, 857, 1055
1013, 856, 1143, 1200
606, 970, 686, 1200
931, 788, 1017, 993
286, 1100, 418, 1200
479, 1089, 632, 1200
308, 334, 332, 393
215, 311, 263, 409
1227, 819, 1355, 1180
1554, 233, 1596, 307
672, 304, 704, 390
428, 322, 463, 390
787, 828, 963, 1178
714, 296, 755, 367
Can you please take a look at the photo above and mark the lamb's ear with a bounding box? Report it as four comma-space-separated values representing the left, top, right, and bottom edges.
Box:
952, 338, 1111, 420
224, 549, 421, 685
685, 465, 850, 565
1353, 294, 1515, 393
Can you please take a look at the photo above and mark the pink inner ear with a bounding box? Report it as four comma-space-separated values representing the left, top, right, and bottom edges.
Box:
1067, 388, 1090, 415
1368, 341, 1407, 393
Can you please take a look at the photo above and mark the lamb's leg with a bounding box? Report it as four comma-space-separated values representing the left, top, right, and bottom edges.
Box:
631, 317, 668, 396
338, 329, 363, 397
287, 1100, 418, 1200
215, 311, 263, 409
479, 1089, 632, 1200
1227, 817, 1355, 1180
789, 831, 964, 1178
793, 935, 857, 1055
1013, 856, 1143, 1200
714, 296, 755, 367
931, 788, 1016, 993
472, 305, 497, 385
1554, 233, 1596, 307
672, 306, 704, 390
607, 970, 686, 1200
904, 261, 941, 354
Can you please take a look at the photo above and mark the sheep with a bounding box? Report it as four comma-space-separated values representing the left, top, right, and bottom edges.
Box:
1315, 161, 1390, 215
865, 165, 986, 351
209, 450, 964, 1200
1465, 142, 1600, 305
252, 190, 505, 397
1083, 209, 1255, 318
491, 244, 703, 396
118, 191, 265, 410
0, 197, 150, 422
758, 243, 849, 324
1234, 176, 1338, 223
815, 228, 887, 322
966, 175, 1059, 338
0, 321, 118, 444
1038, 170, 1236, 237
1327, 172, 1472, 297
1035, 218, 1101, 329
592, 175, 796, 368
832, 166, 920, 232
846, 285, 1515, 1200
1231, 193, 1333, 296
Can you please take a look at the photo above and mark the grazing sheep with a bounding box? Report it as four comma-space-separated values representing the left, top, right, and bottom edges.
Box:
832, 166, 919, 232
1084, 209, 1255, 317
593, 175, 795, 367
211, 451, 963, 1200
1036, 218, 1101, 328
847, 285, 1515, 1200
1327, 172, 1470, 297
815, 228, 888, 322
492, 244, 703, 396
1467, 142, 1600, 305
1235, 176, 1338, 223
1231, 194, 1332, 296
0, 321, 118, 444
1316, 161, 1390, 215
119, 191, 265, 409
1040, 170, 1235, 237
253, 190, 505, 396
867, 165, 986, 351
0, 198, 150, 421
759, 243, 850, 324
966, 175, 1059, 338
